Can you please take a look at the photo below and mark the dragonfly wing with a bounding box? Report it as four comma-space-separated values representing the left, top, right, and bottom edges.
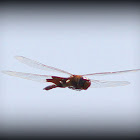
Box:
15, 56, 72, 75
2, 71, 52, 83
82, 69, 140, 76
90, 79, 130, 88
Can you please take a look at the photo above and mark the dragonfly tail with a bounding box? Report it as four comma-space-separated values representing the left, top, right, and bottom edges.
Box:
43, 84, 58, 91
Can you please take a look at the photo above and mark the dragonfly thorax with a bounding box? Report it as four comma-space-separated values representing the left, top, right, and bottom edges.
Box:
69, 75, 91, 90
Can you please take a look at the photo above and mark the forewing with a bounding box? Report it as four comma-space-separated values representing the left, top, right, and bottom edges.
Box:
82, 69, 140, 76
90, 79, 130, 88
2, 71, 51, 83
15, 56, 72, 75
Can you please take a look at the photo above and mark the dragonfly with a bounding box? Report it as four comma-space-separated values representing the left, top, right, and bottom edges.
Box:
2, 56, 140, 91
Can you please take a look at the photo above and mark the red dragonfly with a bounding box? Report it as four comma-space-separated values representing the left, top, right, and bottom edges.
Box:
2, 56, 140, 91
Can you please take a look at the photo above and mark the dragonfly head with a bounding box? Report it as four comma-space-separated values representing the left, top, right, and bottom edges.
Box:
79, 77, 91, 90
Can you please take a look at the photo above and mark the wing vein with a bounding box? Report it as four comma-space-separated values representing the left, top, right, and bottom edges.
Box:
15, 56, 72, 75
82, 69, 140, 76
2, 71, 52, 83
90, 79, 130, 88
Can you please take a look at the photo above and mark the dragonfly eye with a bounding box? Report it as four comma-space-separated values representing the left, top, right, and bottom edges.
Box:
79, 77, 91, 90
79, 78, 85, 86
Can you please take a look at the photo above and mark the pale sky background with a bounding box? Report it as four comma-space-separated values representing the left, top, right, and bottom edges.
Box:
0, 4, 140, 137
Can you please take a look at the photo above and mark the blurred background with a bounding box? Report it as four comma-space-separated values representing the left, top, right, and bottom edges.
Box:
0, 1, 140, 138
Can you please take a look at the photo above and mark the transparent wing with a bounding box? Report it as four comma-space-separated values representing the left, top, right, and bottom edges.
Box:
90, 79, 130, 88
2, 71, 52, 83
15, 56, 72, 75
82, 69, 140, 76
